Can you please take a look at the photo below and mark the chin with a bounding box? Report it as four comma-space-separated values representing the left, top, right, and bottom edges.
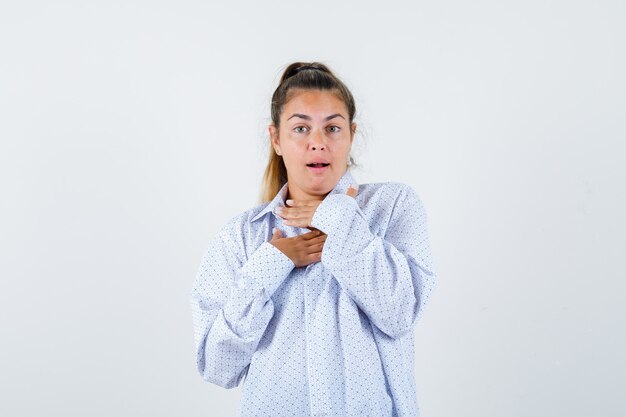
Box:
307, 178, 334, 194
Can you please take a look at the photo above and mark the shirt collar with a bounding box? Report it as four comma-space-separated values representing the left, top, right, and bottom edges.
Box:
250, 169, 357, 223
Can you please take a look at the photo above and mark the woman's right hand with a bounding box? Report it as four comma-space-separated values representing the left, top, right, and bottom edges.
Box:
269, 228, 327, 268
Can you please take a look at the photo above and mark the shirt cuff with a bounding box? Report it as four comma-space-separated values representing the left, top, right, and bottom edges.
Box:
239, 241, 295, 298
311, 194, 364, 235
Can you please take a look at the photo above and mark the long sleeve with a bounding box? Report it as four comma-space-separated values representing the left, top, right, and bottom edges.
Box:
190, 217, 295, 388
311, 184, 437, 339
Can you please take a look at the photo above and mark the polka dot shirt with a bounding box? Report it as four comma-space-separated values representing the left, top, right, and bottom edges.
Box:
190, 170, 437, 417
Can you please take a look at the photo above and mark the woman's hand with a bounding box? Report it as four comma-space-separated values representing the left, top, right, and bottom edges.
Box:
275, 185, 359, 228
269, 228, 327, 267
274, 200, 321, 228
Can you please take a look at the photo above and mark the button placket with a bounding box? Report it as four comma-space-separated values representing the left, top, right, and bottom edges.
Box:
305, 264, 333, 417
303, 261, 315, 416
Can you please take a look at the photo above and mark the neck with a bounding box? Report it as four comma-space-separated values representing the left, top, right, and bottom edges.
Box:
285, 188, 327, 202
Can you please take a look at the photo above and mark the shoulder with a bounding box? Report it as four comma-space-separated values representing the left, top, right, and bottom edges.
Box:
226, 202, 267, 225
218, 202, 268, 237
355, 181, 428, 233
358, 181, 424, 209
203, 202, 270, 262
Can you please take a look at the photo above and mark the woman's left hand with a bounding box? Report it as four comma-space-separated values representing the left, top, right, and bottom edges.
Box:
275, 185, 358, 228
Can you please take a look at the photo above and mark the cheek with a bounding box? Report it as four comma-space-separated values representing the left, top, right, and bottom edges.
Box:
280, 144, 305, 167
281, 139, 305, 155
334, 140, 351, 156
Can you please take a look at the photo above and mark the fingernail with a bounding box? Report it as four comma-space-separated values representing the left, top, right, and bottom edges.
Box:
286, 199, 293, 205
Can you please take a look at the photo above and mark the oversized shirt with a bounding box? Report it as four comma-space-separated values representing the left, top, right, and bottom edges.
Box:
190, 170, 437, 417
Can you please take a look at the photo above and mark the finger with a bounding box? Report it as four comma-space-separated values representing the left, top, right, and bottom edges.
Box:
276, 207, 296, 219
304, 240, 326, 252
346, 184, 359, 198
300, 229, 323, 240
286, 221, 310, 229
271, 227, 283, 240
308, 240, 325, 251
281, 207, 317, 221
286, 199, 320, 208
306, 252, 323, 263
285, 199, 312, 207
281, 207, 312, 218
307, 234, 327, 245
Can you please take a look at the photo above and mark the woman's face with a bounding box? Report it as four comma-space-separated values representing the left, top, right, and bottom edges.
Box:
269, 89, 356, 201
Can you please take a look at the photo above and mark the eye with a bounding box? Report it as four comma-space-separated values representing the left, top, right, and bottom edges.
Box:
327, 125, 341, 133
293, 126, 308, 133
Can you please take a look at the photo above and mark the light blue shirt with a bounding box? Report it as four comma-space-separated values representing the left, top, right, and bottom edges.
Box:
190, 170, 437, 417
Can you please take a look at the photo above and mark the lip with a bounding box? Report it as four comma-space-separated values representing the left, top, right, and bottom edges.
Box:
306, 164, 330, 174
306, 159, 330, 165
305, 159, 330, 175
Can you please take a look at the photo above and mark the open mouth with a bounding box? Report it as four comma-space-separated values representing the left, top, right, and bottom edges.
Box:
306, 163, 330, 168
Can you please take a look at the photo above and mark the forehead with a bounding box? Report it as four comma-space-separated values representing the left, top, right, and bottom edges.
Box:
283, 89, 348, 118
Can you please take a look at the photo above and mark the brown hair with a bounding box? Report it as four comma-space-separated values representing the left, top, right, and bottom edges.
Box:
260, 62, 357, 203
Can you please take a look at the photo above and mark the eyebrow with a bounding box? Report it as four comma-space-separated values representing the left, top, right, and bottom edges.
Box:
287, 113, 346, 121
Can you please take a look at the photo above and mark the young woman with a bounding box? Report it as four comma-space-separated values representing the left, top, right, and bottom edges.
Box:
190, 62, 437, 417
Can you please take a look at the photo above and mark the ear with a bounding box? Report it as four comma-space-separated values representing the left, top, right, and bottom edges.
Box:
269, 124, 281, 155
350, 122, 357, 145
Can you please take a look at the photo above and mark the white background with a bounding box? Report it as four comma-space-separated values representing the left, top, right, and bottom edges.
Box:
1, 1, 624, 416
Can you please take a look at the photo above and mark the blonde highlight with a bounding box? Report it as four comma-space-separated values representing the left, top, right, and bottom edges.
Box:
260, 143, 288, 203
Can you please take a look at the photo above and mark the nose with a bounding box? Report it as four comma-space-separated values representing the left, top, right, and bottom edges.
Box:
310, 130, 326, 151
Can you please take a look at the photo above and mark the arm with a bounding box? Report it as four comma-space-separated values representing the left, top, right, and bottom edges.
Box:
311, 185, 437, 339
189, 217, 295, 388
